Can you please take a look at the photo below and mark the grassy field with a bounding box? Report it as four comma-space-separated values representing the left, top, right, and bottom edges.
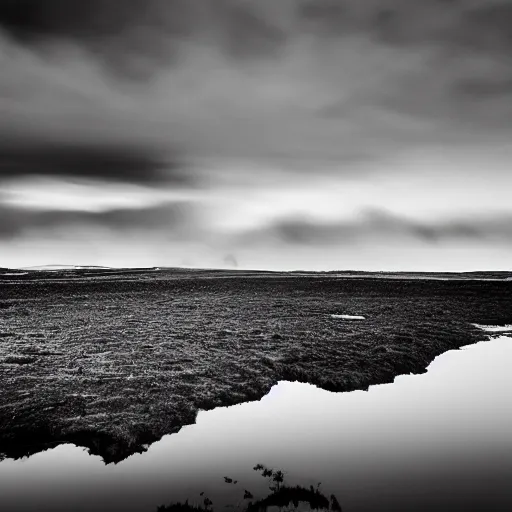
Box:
1, 269, 511, 463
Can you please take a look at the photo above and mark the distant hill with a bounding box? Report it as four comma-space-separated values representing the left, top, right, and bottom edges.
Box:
19, 265, 112, 271
1, 266, 511, 281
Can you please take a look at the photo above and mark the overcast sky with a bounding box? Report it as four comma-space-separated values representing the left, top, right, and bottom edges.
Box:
1, 0, 511, 270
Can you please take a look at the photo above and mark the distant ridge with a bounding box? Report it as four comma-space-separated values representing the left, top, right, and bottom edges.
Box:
2, 266, 511, 280
19, 265, 113, 271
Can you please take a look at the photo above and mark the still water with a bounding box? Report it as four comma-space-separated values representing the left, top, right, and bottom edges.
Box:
1, 335, 511, 512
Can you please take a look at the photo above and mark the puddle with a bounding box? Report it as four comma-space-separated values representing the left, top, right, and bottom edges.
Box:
1, 337, 511, 512
473, 323, 512, 333
330, 315, 366, 320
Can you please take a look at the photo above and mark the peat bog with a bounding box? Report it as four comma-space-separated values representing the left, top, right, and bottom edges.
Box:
1, 268, 512, 463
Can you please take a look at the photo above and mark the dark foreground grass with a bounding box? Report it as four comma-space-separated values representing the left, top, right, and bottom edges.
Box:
157, 486, 338, 512
1, 269, 511, 462
157, 463, 342, 512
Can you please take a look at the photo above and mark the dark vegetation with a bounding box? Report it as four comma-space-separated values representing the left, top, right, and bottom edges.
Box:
157, 464, 343, 512
1, 268, 511, 462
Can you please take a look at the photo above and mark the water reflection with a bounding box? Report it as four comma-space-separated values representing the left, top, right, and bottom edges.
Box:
1, 336, 511, 512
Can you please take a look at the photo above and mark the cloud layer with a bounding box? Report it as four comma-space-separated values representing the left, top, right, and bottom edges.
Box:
0, 1, 511, 269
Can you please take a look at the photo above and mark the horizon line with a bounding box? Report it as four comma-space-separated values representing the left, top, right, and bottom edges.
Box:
4, 264, 512, 275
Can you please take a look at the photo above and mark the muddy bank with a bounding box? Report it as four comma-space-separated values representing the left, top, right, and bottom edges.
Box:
1, 271, 511, 463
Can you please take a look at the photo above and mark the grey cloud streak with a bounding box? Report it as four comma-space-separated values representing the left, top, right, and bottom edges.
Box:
238, 209, 512, 247
0, 202, 195, 240
3, 200, 512, 250
0, 142, 190, 185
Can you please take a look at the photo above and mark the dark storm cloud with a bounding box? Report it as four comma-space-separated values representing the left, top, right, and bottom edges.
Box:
299, 0, 512, 130
240, 210, 512, 247
0, 142, 190, 185
0, 1, 290, 182
0, 0, 511, 185
4, 1, 511, 59
0, 0, 285, 73
299, 0, 512, 53
0, 202, 193, 239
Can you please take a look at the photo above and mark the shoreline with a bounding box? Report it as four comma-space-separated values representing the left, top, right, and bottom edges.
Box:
2, 334, 511, 512
3, 328, 506, 464
1, 274, 511, 463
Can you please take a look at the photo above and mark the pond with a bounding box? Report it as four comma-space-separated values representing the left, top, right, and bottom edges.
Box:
1, 335, 511, 512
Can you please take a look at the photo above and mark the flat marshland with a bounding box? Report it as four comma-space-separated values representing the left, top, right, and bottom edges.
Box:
1, 268, 511, 463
